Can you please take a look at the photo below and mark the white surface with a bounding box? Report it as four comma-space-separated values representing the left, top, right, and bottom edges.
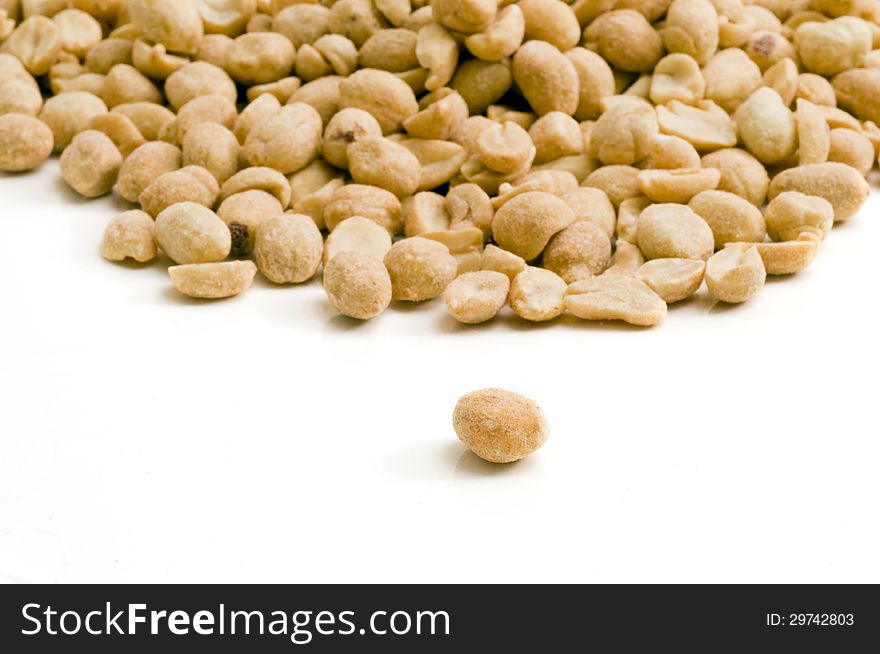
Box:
1, 162, 878, 584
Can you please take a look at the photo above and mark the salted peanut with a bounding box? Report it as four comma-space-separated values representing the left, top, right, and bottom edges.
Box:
415, 23, 458, 92
0, 53, 36, 86
112, 103, 175, 141
140, 166, 220, 218
404, 88, 468, 141
338, 68, 418, 134
638, 203, 715, 261
754, 234, 820, 275
5, 16, 62, 76
0, 113, 54, 172
175, 95, 238, 143
464, 4, 524, 62
444, 271, 509, 324
796, 98, 831, 166
481, 244, 526, 281
700, 148, 769, 206
155, 202, 231, 265
656, 100, 737, 150
272, 4, 329, 48
38, 92, 108, 153
195, 34, 233, 68
233, 94, 280, 145
735, 88, 797, 165
603, 240, 646, 277
768, 162, 870, 222
101, 64, 162, 108
323, 216, 392, 264
761, 57, 798, 107
636, 258, 705, 303
131, 39, 189, 80
512, 40, 579, 116
324, 184, 402, 234
764, 191, 834, 242
399, 138, 469, 191
250, 213, 322, 285
833, 72, 880, 124
59, 130, 122, 198
402, 5, 434, 30
246, 76, 302, 103
505, 169, 579, 199
302, 34, 356, 78
663, 0, 720, 65
116, 142, 181, 203
0, 79, 43, 116
796, 73, 836, 106
181, 123, 240, 185
794, 16, 872, 76
487, 105, 537, 130
384, 237, 457, 302
320, 108, 381, 170
492, 192, 575, 261
327, 0, 387, 47
583, 165, 642, 208
702, 48, 762, 112
53, 9, 102, 58
561, 187, 616, 239
54, 72, 106, 96
644, 135, 702, 170
446, 183, 494, 240
169, 261, 257, 299
744, 4, 784, 29
616, 196, 650, 244
101, 210, 157, 263
543, 222, 612, 283
288, 76, 344, 125
650, 54, 705, 105
590, 97, 658, 165
287, 160, 340, 222
127, 0, 203, 55
509, 267, 567, 322
565, 275, 667, 326
246, 12, 272, 32
242, 103, 322, 175
450, 59, 513, 116
194, 0, 256, 36
475, 121, 534, 174
453, 388, 548, 464
226, 32, 295, 85
745, 30, 797, 71
516, 0, 578, 51
827, 127, 875, 176
817, 105, 863, 131
217, 190, 282, 255
87, 113, 145, 157
637, 168, 721, 204
565, 48, 615, 122
688, 189, 766, 248
347, 136, 421, 198
584, 10, 663, 73
431, 0, 494, 34
705, 243, 766, 303
622, 74, 652, 99
402, 192, 449, 237
220, 167, 291, 208
165, 62, 238, 111
421, 226, 484, 272
323, 251, 393, 319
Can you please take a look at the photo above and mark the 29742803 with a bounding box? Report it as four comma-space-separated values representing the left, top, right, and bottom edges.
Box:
766, 613, 855, 626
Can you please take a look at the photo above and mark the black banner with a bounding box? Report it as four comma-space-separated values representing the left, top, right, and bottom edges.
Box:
0, 584, 877, 651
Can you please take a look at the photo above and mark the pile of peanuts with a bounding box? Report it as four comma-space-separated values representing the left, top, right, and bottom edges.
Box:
1, 0, 878, 327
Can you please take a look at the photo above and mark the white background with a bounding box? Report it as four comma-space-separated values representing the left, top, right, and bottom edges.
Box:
1, 162, 878, 584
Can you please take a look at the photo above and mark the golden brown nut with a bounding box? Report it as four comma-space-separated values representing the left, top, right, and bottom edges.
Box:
637, 203, 715, 261
338, 68, 419, 134
705, 243, 766, 303
0, 113, 54, 172
60, 129, 123, 198
584, 9, 664, 73
444, 270, 510, 324
324, 251, 393, 320
542, 221, 612, 283
384, 237, 458, 301
509, 267, 567, 322
101, 210, 157, 263
155, 202, 231, 264
169, 261, 257, 299
453, 388, 549, 464
565, 275, 668, 326
767, 162, 870, 222
689, 190, 766, 248
512, 40, 579, 116
491, 191, 575, 261
254, 213, 323, 284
